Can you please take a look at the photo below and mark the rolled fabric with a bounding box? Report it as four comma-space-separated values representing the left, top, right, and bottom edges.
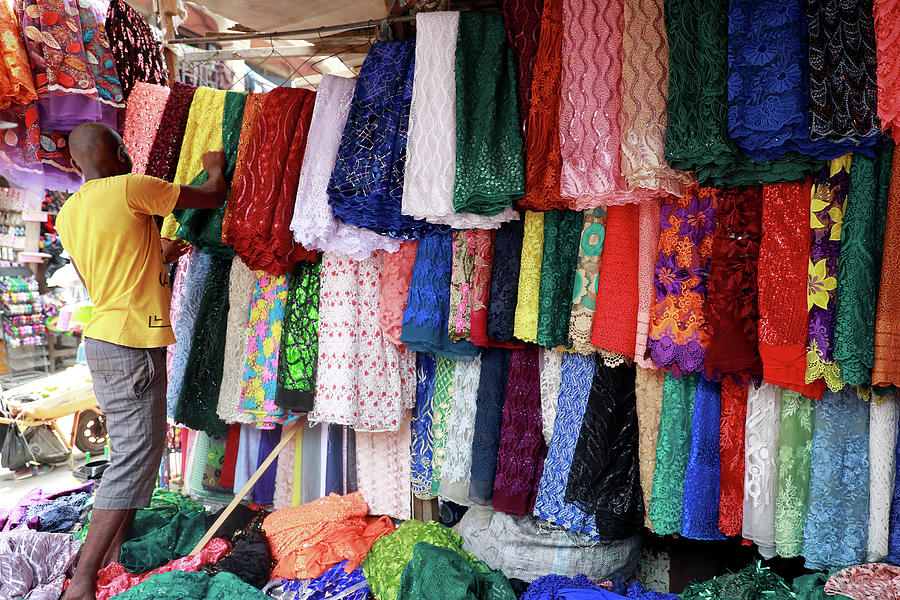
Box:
742, 382, 782, 559
513, 211, 545, 344
411, 354, 437, 499
536, 210, 583, 349
868, 394, 898, 562
503, 0, 543, 126
276, 259, 321, 414
122, 83, 170, 175
568, 208, 606, 354
773, 390, 814, 558
718, 379, 748, 537
680, 378, 725, 541
591, 204, 639, 357
875, 0, 900, 140
487, 219, 525, 344
468, 348, 512, 505
379, 241, 418, 348
635, 367, 664, 529
872, 144, 900, 386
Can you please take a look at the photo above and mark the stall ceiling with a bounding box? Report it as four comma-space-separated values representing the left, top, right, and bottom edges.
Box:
189, 0, 388, 34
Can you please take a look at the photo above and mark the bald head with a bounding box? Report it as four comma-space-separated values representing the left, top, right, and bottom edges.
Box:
69, 122, 132, 181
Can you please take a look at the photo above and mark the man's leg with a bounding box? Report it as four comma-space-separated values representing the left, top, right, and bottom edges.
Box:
63, 508, 130, 600
102, 507, 136, 567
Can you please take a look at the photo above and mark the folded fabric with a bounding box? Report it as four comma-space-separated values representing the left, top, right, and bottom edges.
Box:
429, 356, 456, 496
122, 83, 170, 175
773, 390, 814, 558
468, 230, 501, 347
0, 2, 36, 109
110, 571, 269, 600
380, 241, 418, 347
356, 416, 413, 520
513, 211, 544, 343
275, 561, 370, 600
717, 379, 748, 537
276, 259, 320, 413
875, 1, 900, 141
448, 231, 476, 343
536, 210, 583, 349
411, 353, 438, 499
680, 378, 725, 541
591, 205, 639, 358
469, 348, 513, 505
568, 208, 606, 354
869, 395, 899, 562
825, 563, 900, 600
216, 259, 256, 425
742, 382, 782, 559
873, 143, 900, 386
487, 219, 525, 343
0, 530, 81, 600
398, 543, 516, 600
634, 199, 662, 366
104, 0, 168, 100
634, 367, 664, 529
145, 82, 197, 185
438, 357, 483, 506
503, 0, 542, 126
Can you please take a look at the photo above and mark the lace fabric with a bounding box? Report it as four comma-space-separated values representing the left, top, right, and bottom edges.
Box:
635, 367, 664, 529
411, 354, 437, 500
539, 349, 563, 445
648, 187, 718, 375
565, 358, 643, 541
448, 231, 475, 343
513, 211, 544, 344
772, 390, 814, 558
503, 0, 543, 127
827, 563, 900, 600
704, 187, 762, 382
122, 83, 170, 176
876, 0, 900, 140
718, 379, 748, 537
217, 259, 256, 425
380, 241, 417, 347
0, 102, 43, 190
835, 141, 894, 386
872, 143, 900, 386
144, 82, 196, 185
276, 259, 321, 413
311, 253, 416, 432
742, 382, 782, 559
0, 1, 36, 109
635, 200, 662, 367
469, 348, 512, 505
890, 406, 900, 564
802, 388, 870, 570
493, 348, 546, 516
568, 210, 606, 354
77, 0, 124, 112
104, 0, 167, 100
291, 74, 400, 260
439, 356, 482, 506
104, 570, 269, 600
221, 93, 264, 242
591, 204, 639, 357
533, 353, 599, 538
487, 219, 525, 344
648, 373, 697, 534
469, 230, 500, 347
807, 0, 881, 143
355, 416, 412, 520
454, 13, 523, 217
536, 210, 583, 349
680, 378, 725, 540
868, 394, 898, 562
429, 356, 456, 496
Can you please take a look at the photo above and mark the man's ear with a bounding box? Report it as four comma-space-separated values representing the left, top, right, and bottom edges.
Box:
118, 145, 133, 172
69, 155, 83, 176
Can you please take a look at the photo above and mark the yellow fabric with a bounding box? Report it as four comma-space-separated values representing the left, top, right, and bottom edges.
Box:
160, 87, 227, 239
513, 210, 544, 343
291, 426, 303, 507
57, 174, 180, 348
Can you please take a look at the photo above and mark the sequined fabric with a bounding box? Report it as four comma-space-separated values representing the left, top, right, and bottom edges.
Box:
122, 83, 170, 175
276, 259, 321, 413
104, 0, 167, 100
0, 2, 36, 109
144, 82, 196, 185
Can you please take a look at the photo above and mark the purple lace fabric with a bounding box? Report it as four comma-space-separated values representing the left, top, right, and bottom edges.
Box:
468, 348, 512, 505
145, 83, 197, 183
105, 0, 168, 100
492, 348, 547, 516
0, 530, 82, 600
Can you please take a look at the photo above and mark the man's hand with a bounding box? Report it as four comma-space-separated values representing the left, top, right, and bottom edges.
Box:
161, 238, 190, 263
174, 151, 228, 210
201, 150, 226, 177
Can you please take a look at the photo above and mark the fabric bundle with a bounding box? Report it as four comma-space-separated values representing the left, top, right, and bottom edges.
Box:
438, 357, 482, 505
275, 259, 320, 414
568, 207, 606, 353
717, 379, 748, 537
680, 378, 725, 540
468, 230, 499, 347
76, 0, 125, 120
398, 542, 516, 600
536, 210, 582, 348
104, 0, 168, 100
873, 143, 900, 386
503, 0, 542, 126
869, 395, 899, 562
513, 211, 544, 344
635, 367, 664, 527
145, 82, 197, 184
448, 231, 476, 343
634, 200, 662, 366
487, 219, 524, 343
122, 83, 170, 175
217, 259, 255, 424
428, 356, 456, 496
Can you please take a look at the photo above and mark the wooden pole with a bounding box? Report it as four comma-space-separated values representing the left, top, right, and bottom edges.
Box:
188, 418, 304, 555
154, 0, 179, 85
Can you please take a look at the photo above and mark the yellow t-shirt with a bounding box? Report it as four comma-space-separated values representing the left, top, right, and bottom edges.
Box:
56, 173, 180, 348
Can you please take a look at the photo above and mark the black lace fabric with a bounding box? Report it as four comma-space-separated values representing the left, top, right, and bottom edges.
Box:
276, 259, 321, 413
564, 356, 643, 541
486, 218, 524, 343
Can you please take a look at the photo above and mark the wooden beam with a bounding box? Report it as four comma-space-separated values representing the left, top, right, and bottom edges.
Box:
181, 42, 368, 63
154, 0, 180, 84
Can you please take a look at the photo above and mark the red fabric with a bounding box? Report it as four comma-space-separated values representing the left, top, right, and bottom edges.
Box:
469, 229, 523, 349
219, 423, 241, 490
758, 180, 825, 399
503, 0, 543, 127
591, 204, 639, 356
718, 379, 748, 537
225, 87, 317, 275
91, 538, 231, 600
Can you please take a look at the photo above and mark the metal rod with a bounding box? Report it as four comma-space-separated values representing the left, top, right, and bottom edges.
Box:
168, 14, 416, 45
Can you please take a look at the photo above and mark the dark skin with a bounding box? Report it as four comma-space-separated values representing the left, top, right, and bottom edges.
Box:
62, 123, 228, 600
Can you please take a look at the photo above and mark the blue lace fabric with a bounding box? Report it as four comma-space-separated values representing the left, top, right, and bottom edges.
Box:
887, 410, 900, 564
533, 353, 598, 539
801, 388, 870, 570
401, 232, 479, 360
726, 0, 874, 161
521, 575, 605, 600
277, 561, 369, 600
469, 348, 512, 505
626, 583, 678, 600
486, 219, 524, 343
411, 353, 437, 499
327, 41, 439, 240
24, 491, 89, 533
680, 377, 726, 540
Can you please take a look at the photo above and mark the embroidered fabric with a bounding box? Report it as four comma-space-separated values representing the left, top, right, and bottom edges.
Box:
493, 348, 546, 516
533, 353, 599, 538
620, 0, 692, 196
276, 260, 320, 413
635, 367, 664, 529
772, 390, 814, 558
397, 542, 516, 600
568, 209, 606, 354
448, 231, 475, 343
272, 425, 296, 510
825, 563, 900, 600
504, 0, 542, 127
704, 187, 762, 382
868, 394, 898, 562
429, 356, 455, 496
742, 382, 782, 559
77, 0, 124, 112
680, 563, 795, 600
565, 359, 643, 541
558, 0, 654, 208
328, 41, 434, 240
717, 379, 748, 537
536, 210, 583, 349
469, 230, 501, 347
635, 200, 662, 367
122, 83, 169, 175
520, 0, 567, 212
355, 416, 412, 520
876, 0, 900, 140
290, 74, 399, 260
835, 141, 894, 386
411, 354, 437, 500
591, 204, 639, 358
486, 220, 524, 343
539, 349, 563, 445
802, 388, 870, 570
401, 232, 478, 360
648, 187, 717, 375
311, 253, 416, 432
0, 102, 42, 189
380, 241, 417, 347
513, 211, 544, 344
0, 2, 36, 109
104, 0, 167, 100
454, 13, 523, 217
221, 93, 264, 241
872, 143, 900, 386
807, 0, 881, 143
680, 378, 725, 540
469, 348, 512, 505
144, 82, 196, 185
648, 373, 697, 535
889, 408, 900, 563
217, 258, 256, 425
439, 356, 482, 506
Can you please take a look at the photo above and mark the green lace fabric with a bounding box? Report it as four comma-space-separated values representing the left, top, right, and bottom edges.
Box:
537, 210, 584, 349
663, 0, 821, 187
398, 543, 516, 600
834, 140, 895, 387
363, 520, 475, 600
276, 259, 321, 413
118, 491, 207, 574
174, 256, 233, 437
793, 573, 852, 600
173, 90, 247, 257
681, 563, 794, 600
113, 571, 269, 600
648, 372, 698, 534
773, 390, 815, 558
454, 12, 524, 216
430, 356, 456, 495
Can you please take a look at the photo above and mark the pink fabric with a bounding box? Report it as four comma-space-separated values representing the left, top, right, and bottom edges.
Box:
166, 247, 193, 388
123, 83, 171, 175
557, 0, 655, 209
380, 242, 418, 348
634, 197, 662, 367
355, 415, 412, 520
825, 563, 900, 600
875, 0, 900, 141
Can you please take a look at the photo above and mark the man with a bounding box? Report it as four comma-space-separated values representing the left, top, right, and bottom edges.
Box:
56, 122, 227, 600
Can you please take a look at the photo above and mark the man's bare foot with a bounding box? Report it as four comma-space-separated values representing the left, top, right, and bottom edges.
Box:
61, 574, 96, 600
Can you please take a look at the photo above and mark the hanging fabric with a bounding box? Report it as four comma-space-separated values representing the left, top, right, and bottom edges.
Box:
717, 379, 748, 537
773, 390, 814, 558
568, 207, 606, 354
742, 383, 782, 559
536, 210, 582, 349
635, 367, 664, 529
379, 241, 418, 347
872, 143, 900, 386
122, 82, 170, 175
104, 0, 168, 100
680, 378, 725, 541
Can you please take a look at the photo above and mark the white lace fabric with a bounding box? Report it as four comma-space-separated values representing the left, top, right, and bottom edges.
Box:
216, 258, 257, 425
742, 382, 782, 559
356, 416, 412, 520
289, 74, 400, 260
539, 349, 563, 445
438, 355, 483, 506
868, 393, 899, 562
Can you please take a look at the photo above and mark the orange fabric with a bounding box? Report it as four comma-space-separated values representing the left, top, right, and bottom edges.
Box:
591, 204, 639, 356
221, 93, 265, 243
873, 144, 900, 386
263, 492, 395, 580
0, 3, 36, 109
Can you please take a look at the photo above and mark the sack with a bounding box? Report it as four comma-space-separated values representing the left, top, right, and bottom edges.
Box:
1, 424, 30, 471
24, 425, 69, 465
